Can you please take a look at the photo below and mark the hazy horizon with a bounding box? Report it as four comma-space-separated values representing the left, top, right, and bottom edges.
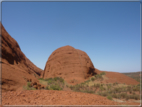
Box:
1, 2, 141, 73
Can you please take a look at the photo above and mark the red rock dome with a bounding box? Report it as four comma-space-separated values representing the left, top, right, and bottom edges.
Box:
41, 45, 97, 84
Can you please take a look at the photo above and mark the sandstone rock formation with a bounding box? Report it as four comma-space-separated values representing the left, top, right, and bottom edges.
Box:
0, 23, 43, 91
41, 45, 97, 84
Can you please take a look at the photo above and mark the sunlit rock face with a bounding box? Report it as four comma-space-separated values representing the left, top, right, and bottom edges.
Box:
41, 45, 96, 83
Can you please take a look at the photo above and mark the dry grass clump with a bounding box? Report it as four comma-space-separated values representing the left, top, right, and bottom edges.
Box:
23, 82, 36, 90
68, 73, 140, 101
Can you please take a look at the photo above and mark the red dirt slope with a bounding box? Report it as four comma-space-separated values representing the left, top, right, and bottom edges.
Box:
0, 23, 43, 92
2, 90, 118, 105
95, 69, 139, 85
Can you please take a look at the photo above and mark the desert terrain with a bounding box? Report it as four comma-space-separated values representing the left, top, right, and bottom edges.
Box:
0, 23, 141, 106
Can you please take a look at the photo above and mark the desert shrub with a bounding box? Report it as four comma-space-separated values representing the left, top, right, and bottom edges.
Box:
47, 80, 53, 85
54, 77, 58, 81
96, 84, 100, 88
91, 77, 95, 81
70, 85, 74, 90
127, 86, 132, 91
123, 86, 127, 92
100, 86, 104, 92
112, 82, 118, 86
27, 82, 31, 87
129, 90, 132, 94
98, 74, 102, 79
27, 87, 36, 90
46, 77, 65, 85
101, 92, 107, 97
112, 94, 117, 98
113, 83, 116, 86
113, 82, 118, 86
45, 78, 53, 81
50, 84, 62, 90
100, 72, 106, 76
97, 91, 102, 95
39, 78, 44, 80
58, 77, 64, 83
129, 95, 134, 99
129, 94, 140, 100
117, 94, 121, 99
108, 90, 113, 94
23, 85, 36, 90
44, 77, 65, 90
95, 74, 102, 79
114, 88, 121, 93
125, 95, 129, 101
94, 84, 97, 87
45, 86, 49, 90
103, 87, 106, 91
120, 93, 127, 99
85, 80, 90, 83
73, 86, 81, 92
133, 95, 140, 100
107, 86, 111, 91
101, 84, 104, 86
133, 86, 140, 91
107, 95, 112, 100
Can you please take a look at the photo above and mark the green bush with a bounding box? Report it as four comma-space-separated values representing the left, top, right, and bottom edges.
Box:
112, 94, 117, 98
23, 85, 36, 90
70, 85, 74, 90
91, 77, 95, 81
50, 84, 62, 90
45, 86, 49, 90
58, 77, 64, 83
114, 88, 121, 93
45, 78, 53, 81
96, 84, 100, 88
47, 80, 53, 85
133, 95, 140, 100
27, 82, 31, 87
39, 78, 44, 80
120, 93, 127, 98
97, 91, 102, 95
101, 92, 107, 97
125, 95, 129, 101
117, 94, 121, 99
28, 87, 36, 90
133, 86, 140, 91
100, 72, 106, 75
129, 94, 140, 100
132, 92, 136, 95
107, 95, 112, 100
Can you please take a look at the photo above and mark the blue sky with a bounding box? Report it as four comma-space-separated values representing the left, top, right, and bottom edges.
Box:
1, 1, 141, 73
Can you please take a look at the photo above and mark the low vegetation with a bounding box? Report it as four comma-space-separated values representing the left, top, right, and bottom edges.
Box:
23, 82, 36, 90
41, 77, 64, 90
24, 72, 141, 102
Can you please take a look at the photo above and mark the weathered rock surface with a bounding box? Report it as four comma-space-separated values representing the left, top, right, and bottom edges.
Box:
0, 23, 43, 92
41, 45, 97, 84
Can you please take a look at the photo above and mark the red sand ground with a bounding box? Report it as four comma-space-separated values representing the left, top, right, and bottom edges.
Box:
2, 90, 118, 105
2, 90, 140, 106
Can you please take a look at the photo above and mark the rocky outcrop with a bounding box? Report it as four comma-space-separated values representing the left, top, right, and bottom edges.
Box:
0, 23, 43, 91
41, 45, 97, 84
